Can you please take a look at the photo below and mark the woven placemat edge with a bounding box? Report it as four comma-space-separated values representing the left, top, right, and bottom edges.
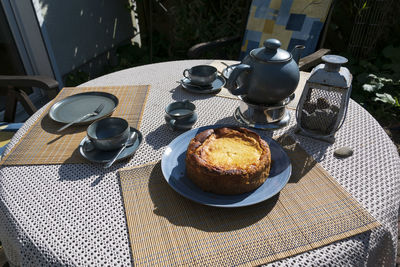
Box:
0, 87, 62, 165
0, 85, 151, 166
117, 135, 382, 266
135, 85, 151, 130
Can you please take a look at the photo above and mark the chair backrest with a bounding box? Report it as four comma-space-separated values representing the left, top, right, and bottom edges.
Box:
240, 0, 334, 60
0, 75, 59, 122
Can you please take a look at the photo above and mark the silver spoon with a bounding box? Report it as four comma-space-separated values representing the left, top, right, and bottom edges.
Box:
176, 80, 212, 90
176, 80, 203, 89
221, 62, 230, 67
104, 131, 137, 169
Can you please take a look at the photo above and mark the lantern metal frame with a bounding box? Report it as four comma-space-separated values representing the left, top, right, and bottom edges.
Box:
295, 83, 352, 143
295, 55, 353, 143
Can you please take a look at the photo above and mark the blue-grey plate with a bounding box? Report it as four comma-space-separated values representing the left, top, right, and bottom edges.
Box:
181, 75, 225, 94
79, 127, 142, 163
49, 92, 119, 124
161, 125, 292, 208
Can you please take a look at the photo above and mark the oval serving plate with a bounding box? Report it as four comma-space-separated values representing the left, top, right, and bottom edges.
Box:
49, 92, 119, 124
161, 125, 292, 208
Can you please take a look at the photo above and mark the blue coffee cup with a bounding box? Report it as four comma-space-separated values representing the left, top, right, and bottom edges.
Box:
86, 117, 130, 151
165, 100, 197, 131
183, 65, 217, 86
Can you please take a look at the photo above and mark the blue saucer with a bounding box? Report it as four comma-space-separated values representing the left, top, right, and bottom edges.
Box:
79, 127, 142, 163
181, 75, 225, 94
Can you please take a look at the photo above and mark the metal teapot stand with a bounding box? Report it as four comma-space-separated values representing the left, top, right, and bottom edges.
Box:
233, 95, 292, 130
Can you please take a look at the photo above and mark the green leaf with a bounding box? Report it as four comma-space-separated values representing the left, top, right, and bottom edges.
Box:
362, 84, 376, 92
379, 77, 393, 83
394, 96, 400, 107
374, 93, 396, 105
362, 2, 367, 8
375, 82, 384, 90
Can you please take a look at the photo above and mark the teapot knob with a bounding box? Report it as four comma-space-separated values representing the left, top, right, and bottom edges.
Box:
264, 39, 281, 50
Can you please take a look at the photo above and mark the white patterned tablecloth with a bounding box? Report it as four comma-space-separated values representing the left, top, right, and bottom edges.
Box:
0, 60, 399, 266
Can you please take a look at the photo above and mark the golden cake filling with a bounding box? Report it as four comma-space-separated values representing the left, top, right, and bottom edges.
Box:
200, 135, 262, 170
185, 127, 271, 195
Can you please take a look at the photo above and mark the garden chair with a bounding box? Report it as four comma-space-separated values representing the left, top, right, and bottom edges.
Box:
188, 0, 335, 71
0, 75, 59, 155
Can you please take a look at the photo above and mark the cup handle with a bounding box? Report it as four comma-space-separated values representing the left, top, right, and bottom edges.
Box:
167, 119, 177, 130
183, 69, 190, 78
83, 139, 95, 152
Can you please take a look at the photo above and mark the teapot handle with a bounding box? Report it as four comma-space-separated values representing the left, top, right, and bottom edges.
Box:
226, 64, 252, 95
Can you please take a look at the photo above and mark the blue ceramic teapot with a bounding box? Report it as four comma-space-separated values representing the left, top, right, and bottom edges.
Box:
226, 39, 304, 105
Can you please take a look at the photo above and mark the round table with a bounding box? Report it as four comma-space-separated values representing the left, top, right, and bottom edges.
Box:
0, 60, 399, 266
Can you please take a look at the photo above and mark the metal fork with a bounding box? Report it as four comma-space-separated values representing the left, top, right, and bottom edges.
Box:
57, 103, 105, 132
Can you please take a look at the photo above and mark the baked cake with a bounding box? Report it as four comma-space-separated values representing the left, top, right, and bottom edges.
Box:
185, 127, 271, 195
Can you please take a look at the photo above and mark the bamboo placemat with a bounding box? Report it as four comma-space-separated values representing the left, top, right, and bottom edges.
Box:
119, 135, 379, 266
1, 85, 150, 165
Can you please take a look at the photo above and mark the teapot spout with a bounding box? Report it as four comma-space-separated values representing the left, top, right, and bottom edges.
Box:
292, 45, 305, 64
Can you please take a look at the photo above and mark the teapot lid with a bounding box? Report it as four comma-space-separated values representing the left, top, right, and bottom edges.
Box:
250, 39, 291, 62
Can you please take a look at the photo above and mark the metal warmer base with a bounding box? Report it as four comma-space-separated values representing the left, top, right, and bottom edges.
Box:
234, 107, 291, 130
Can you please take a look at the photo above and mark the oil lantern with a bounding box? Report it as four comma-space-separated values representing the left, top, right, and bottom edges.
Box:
295, 55, 352, 143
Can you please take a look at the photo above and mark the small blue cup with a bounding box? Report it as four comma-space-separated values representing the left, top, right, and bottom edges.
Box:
87, 117, 130, 151
165, 100, 197, 131
183, 65, 217, 86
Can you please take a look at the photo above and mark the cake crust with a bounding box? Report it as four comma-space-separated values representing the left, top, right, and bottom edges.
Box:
185, 127, 271, 195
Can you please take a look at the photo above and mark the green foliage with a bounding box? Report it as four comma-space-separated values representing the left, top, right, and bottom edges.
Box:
65, 0, 249, 86
64, 70, 90, 87
349, 45, 400, 123
101, 34, 172, 75
382, 46, 400, 73
168, 0, 248, 59
324, 0, 400, 125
